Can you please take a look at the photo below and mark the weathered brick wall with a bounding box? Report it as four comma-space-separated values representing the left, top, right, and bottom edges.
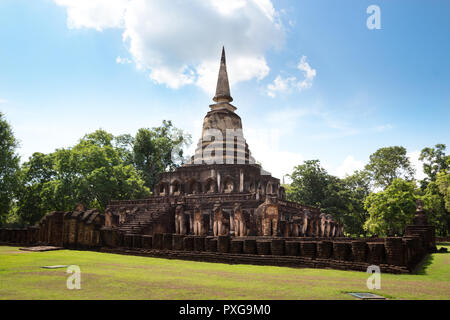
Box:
99, 231, 431, 273
0, 209, 104, 249
0, 216, 433, 274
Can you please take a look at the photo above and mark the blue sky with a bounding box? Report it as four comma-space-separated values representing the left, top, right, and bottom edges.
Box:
0, 0, 449, 181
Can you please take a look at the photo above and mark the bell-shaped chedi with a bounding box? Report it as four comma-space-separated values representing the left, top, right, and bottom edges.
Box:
187, 47, 255, 165
412, 199, 428, 226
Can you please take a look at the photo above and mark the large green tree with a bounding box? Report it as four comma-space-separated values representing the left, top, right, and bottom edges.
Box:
133, 120, 191, 190
421, 180, 449, 236
287, 160, 328, 206
341, 170, 372, 236
0, 112, 20, 225
287, 160, 372, 236
364, 178, 417, 236
15, 130, 150, 225
14, 152, 56, 224
419, 144, 449, 188
418, 145, 450, 235
365, 146, 414, 189
436, 169, 450, 211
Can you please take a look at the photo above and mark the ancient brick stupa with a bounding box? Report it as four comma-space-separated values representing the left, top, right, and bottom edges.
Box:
105, 48, 342, 239
405, 199, 437, 252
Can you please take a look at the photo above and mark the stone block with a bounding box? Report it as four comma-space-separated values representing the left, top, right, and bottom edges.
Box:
217, 235, 230, 253
270, 239, 285, 256
230, 240, 244, 254
152, 233, 163, 250
194, 236, 205, 251
172, 234, 184, 250
285, 241, 299, 256
141, 235, 153, 248
317, 240, 333, 259
163, 233, 173, 250
300, 241, 317, 258
256, 240, 271, 255
243, 239, 257, 254
183, 236, 194, 251
351, 240, 367, 262
132, 234, 142, 248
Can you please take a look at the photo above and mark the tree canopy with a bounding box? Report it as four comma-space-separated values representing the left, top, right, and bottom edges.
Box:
133, 120, 191, 190
364, 178, 417, 236
0, 112, 20, 224
419, 144, 450, 187
365, 146, 414, 189
286, 145, 449, 237
286, 161, 372, 236
9, 121, 190, 226
14, 131, 150, 225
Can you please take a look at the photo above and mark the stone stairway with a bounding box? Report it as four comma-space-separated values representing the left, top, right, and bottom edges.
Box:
118, 204, 171, 235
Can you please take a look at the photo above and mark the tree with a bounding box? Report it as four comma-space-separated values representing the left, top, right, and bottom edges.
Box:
286, 160, 328, 206
342, 170, 372, 236
14, 152, 56, 225
365, 146, 414, 189
419, 144, 449, 187
422, 180, 449, 236
286, 160, 370, 235
436, 169, 450, 212
15, 130, 150, 225
133, 120, 191, 190
364, 178, 417, 236
0, 112, 20, 225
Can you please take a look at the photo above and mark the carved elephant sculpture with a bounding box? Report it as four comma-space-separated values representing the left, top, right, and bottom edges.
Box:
175, 204, 188, 235
212, 202, 229, 236
233, 203, 250, 237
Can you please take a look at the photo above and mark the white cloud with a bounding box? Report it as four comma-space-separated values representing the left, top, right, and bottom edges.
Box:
267, 75, 297, 97
334, 155, 365, 178
116, 56, 132, 64
54, 0, 284, 93
373, 124, 393, 132
267, 55, 316, 97
54, 0, 129, 31
407, 150, 427, 181
244, 126, 303, 180
0, 98, 8, 104
296, 55, 316, 89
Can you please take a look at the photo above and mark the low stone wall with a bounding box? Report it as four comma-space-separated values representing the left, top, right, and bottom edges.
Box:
0, 225, 431, 274
96, 231, 430, 273
0, 209, 104, 249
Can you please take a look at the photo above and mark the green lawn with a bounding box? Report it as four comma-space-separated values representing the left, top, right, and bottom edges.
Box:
0, 244, 449, 300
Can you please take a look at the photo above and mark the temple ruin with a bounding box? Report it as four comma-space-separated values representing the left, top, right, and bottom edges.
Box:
0, 48, 437, 274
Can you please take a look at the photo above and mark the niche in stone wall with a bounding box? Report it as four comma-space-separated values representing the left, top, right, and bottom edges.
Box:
224, 177, 234, 193
159, 183, 168, 196
187, 179, 201, 194
205, 178, 216, 193
171, 180, 181, 196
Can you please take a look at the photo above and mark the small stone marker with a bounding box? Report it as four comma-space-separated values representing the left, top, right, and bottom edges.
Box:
20, 246, 63, 252
348, 292, 386, 300
41, 265, 68, 269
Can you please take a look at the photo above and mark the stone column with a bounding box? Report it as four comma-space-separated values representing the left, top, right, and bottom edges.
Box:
217, 171, 221, 193
239, 169, 244, 192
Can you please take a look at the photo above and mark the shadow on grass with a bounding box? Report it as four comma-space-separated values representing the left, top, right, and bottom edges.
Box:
415, 254, 434, 275
436, 242, 450, 247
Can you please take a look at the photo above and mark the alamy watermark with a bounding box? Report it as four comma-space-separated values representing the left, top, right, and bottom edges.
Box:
367, 5, 381, 30
366, 265, 381, 290
66, 265, 81, 290
173, 128, 278, 176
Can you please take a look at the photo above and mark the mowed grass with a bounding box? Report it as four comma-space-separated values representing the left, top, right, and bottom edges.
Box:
0, 244, 449, 300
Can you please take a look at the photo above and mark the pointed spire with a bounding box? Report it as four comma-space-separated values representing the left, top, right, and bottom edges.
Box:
213, 47, 233, 103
